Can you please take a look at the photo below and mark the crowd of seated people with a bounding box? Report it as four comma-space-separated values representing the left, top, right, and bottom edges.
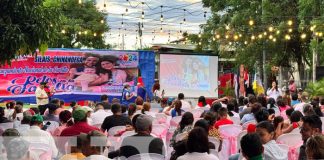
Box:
0, 90, 324, 160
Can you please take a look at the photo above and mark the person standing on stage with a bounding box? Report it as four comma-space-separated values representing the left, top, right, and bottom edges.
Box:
35, 82, 49, 105
121, 84, 135, 106
44, 83, 55, 101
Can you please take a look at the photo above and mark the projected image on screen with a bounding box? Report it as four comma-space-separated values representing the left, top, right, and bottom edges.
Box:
160, 54, 218, 98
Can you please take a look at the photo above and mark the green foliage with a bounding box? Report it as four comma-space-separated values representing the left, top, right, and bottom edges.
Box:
45, 0, 110, 49
219, 80, 235, 97
0, 0, 59, 64
305, 78, 324, 98
190, 0, 324, 73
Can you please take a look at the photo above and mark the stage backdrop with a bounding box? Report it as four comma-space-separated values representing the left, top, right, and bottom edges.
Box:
0, 49, 156, 103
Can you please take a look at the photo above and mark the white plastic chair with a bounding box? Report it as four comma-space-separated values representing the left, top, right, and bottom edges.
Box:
191, 109, 204, 118
231, 116, 241, 125
219, 124, 242, 160
44, 121, 60, 135
152, 124, 168, 139
276, 133, 303, 160
242, 120, 256, 130
170, 116, 182, 128
291, 128, 300, 133
108, 126, 126, 136
278, 143, 290, 157
237, 130, 247, 152
93, 123, 102, 128
0, 122, 14, 131
209, 136, 221, 153
29, 142, 53, 160
127, 153, 165, 160
154, 113, 168, 124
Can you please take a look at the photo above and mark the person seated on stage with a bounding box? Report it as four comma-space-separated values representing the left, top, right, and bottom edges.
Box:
214, 107, 233, 129
101, 103, 132, 133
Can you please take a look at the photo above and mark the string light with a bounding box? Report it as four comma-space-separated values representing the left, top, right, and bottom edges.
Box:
216, 34, 220, 39
141, 11, 145, 19
198, 32, 201, 38
258, 34, 263, 39
315, 32, 319, 36
78, 31, 82, 35
251, 35, 256, 40
310, 25, 316, 31
239, 34, 242, 37
276, 30, 280, 35
101, 33, 104, 36
141, 23, 144, 31
101, 20, 104, 24
268, 26, 274, 32
269, 35, 273, 39
160, 27, 163, 33
285, 34, 291, 40
225, 35, 229, 39
273, 38, 276, 42
319, 32, 323, 37
84, 31, 87, 35
94, 33, 97, 36
288, 28, 293, 33
263, 32, 267, 36
213, 37, 216, 41
234, 35, 239, 40
287, 20, 293, 26
249, 20, 254, 26
229, 42, 232, 45
160, 6, 163, 22
61, 29, 66, 34
125, 8, 128, 14
301, 33, 306, 39
244, 41, 248, 45
183, 9, 186, 24
78, 0, 82, 4
198, 41, 202, 45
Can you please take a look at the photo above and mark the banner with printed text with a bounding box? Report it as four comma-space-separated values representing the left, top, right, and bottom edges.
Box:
0, 49, 139, 97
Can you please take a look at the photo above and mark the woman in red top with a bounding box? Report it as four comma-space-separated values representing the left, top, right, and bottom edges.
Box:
214, 107, 233, 129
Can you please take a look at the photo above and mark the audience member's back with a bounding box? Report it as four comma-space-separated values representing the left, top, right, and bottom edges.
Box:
101, 103, 131, 132
241, 133, 264, 160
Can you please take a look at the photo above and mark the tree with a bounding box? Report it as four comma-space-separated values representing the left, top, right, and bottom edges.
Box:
0, 0, 59, 64
191, 0, 324, 87
45, 0, 110, 49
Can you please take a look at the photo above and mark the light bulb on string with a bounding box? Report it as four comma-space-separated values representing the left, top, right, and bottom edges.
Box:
101, 33, 104, 37
216, 34, 220, 39
100, 20, 104, 24
160, 27, 163, 33
239, 34, 242, 37
84, 31, 87, 35
285, 34, 291, 40
121, 22, 124, 28
319, 32, 323, 37
78, 31, 82, 35
125, 8, 128, 14
310, 25, 316, 31
273, 38, 276, 42
244, 41, 248, 45
288, 28, 293, 33
251, 35, 255, 40
287, 20, 293, 26
203, 11, 207, 19
268, 26, 274, 32
225, 35, 229, 39
225, 25, 230, 30
213, 37, 216, 41
78, 0, 82, 4
269, 35, 273, 40
249, 20, 254, 26
183, 18, 186, 24
94, 33, 97, 37
141, 23, 144, 30
141, 11, 145, 19
198, 32, 201, 38
258, 34, 263, 39
160, 15, 164, 22
61, 29, 66, 34
301, 33, 306, 39
263, 32, 267, 36
234, 35, 239, 40
276, 30, 280, 35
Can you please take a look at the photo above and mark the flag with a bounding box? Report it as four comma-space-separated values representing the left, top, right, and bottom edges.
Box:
252, 73, 264, 95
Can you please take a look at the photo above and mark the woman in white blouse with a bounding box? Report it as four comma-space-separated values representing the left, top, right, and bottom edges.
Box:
256, 121, 287, 160
267, 81, 282, 101
177, 127, 219, 160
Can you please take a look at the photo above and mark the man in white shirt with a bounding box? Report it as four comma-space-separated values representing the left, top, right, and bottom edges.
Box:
178, 93, 191, 111
91, 103, 112, 126
35, 82, 49, 105
23, 114, 58, 158
14, 109, 35, 135
294, 92, 309, 115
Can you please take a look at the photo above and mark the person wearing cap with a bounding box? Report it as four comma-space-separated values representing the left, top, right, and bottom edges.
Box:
43, 103, 60, 123
35, 82, 49, 105
116, 114, 164, 158
14, 109, 35, 135
101, 103, 131, 132
23, 114, 58, 158
60, 107, 100, 137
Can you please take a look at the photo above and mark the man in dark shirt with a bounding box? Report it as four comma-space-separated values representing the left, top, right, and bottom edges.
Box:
119, 114, 164, 158
298, 115, 322, 160
0, 107, 11, 123
101, 94, 111, 110
101, 103, 131, 132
